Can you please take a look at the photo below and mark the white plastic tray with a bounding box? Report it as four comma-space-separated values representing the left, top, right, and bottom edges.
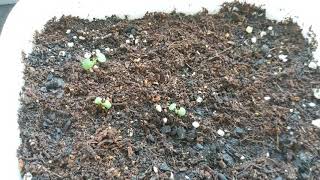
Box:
0, 0, 319, 178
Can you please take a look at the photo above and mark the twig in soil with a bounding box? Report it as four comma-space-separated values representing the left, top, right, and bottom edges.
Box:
209, 46, 233, 60
112, 102, 127, 106
85, 144, 100, 160
240, 137, 268, 145
40, 165, 63, 178
275, 125, 280, 151
275, 83, 284, 92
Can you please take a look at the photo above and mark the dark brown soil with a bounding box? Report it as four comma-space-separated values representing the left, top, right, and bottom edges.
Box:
18, 2, 320, 179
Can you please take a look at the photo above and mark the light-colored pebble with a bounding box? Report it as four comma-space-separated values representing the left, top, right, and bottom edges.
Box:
240, 156, 245, 160
266, 152, 270, 157
192, 121, 200, 129
232, 6, 239, 11
251, 36, 257, 43
313, 88, 320, 99
155, 104, 162, 112
129, 34, 134, 39
312, 119, 320, 128
260, 31, 267, 37
163, 118, 168, 124
264, 96, 271, 101
73, 36, 77, 39
79, 36, 85, 40
143, 39, 147, 43
268, 26, 273, 31
308, 102, 316, 107
93, 65, 99, 69
23, 172, 33, 180
59, 51, 66, 56
267, 54, 272, 58
170, 172, 174, 180
135, 39, 139, 44
84, 52, 91, 59
95, 49, 101, 54
246, 26, 253, 34
217, 129, 225, 136
128, 129, 133, 137
126, 39, 131, 44
153, 166, 158, 173
196, 96, 203, 103
308, 61, 318, 69
67, 42, 74, 47
105, 47, 111, 52
66, 29, 71, 34
278, 54, 288, 62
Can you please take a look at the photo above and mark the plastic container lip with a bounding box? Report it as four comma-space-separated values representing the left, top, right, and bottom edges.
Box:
0, 0, 319, 178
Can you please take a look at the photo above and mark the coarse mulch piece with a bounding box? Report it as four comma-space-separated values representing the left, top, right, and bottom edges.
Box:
18, 2, 320, 179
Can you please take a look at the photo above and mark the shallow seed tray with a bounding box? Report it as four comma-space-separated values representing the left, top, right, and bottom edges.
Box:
0, 0, 319, 179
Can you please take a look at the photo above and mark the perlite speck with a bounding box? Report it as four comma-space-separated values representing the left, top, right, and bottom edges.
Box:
264, 96, 271, 101
59, 51, 66, 56
251, 36, 257, 43
196, 96, 203, 103
217, 129, 225, 136
84, 52, 91, 59
67, 42, 74, 47
308, 61, 318, 69
162, 118, 168, 124
308, 102, 316, 107
192, 121, 200, 128
312, 119, 320, 128
246, 26, 253, 34
278, 54, 288, 62
313, 88, 320, 99
260, 31, 267, 37
155, 104, 162, 112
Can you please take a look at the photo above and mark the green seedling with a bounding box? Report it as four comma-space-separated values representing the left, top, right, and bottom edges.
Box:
94, 97, 112, 110
168, 103, 177, 111
94, 97, 103, 104
81, 58, 96, 70
175, 107, 186, 117
102, 100, 112, 110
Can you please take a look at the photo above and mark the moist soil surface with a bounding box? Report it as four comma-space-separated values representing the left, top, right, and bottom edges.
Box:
18, 2, 320, 179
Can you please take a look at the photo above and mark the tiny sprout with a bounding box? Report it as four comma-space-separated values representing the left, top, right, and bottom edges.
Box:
102, 100, 112, 110
168, 103, 177, 111
81, 58, 96, 70
175, 107, 186, 117
94, 97, 103, 105
96, 52, 107, 63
